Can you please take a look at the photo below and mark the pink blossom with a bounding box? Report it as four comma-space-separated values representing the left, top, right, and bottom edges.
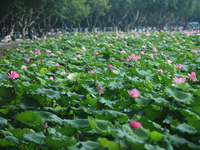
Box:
46, 50, 51, 53
75, 47, 77, 49
172, 76, 186, 83
26, 58, 30, 62
158, 69, 164, 73
187, 72, 197, 81
60, 71, 65, 75
140, 51, 145, 55
121, 50, 126, 54
127, 54, 135, 62
57, 51, 61, 55
150, 55, 154, 59
77, 54, 82, 57
109, 43, 113, 46
176, 63, 183, 69
167, 60, 172, 65
192, 49, 198, 53
21, 65, 27, 70
94, 52, 99, 55
82, 46, 86, 51
35, 50, 41, 55
108, 64, 112, 69
74, 57, 78, 60
161, 52, 165, 55
89, 70, 95, 74
51, 53, 54, 56
98, 85, 103, 96
152, 47, 158, 53
120, 58, 124, 61
134, 55, 141, 60
56, 63, 59, 66
184, 55, 186, 59
130, 121, 141, 130
128, 89, 139, 98
8, 71, 19, 80
41, 59, 44, 63
113, 70, 118, 74
50, 76, 54, 80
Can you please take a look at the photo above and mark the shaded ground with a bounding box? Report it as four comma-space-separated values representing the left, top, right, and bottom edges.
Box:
0, 39, 22, 58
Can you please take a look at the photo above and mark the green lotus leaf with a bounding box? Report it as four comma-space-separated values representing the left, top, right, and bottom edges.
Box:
97, 138, 119, 150
68, 141, 102, 150
0, 117, 7, 128
107, 81, 124, 90
22, 132, 45, 145
88, 116, 114, 134
144, 144, 165, 150
35, 88, 61, 100
34, 111, 63, 125
165, 86, 193, 104
176, 123, 197, 134
10, 128, 34, 140
148, 131, 162, 142
0, 139, 14, 147
4, 136, 19, 147
16, 111, 42, 127
44, 136, 76, 149
62, 118, 90, 129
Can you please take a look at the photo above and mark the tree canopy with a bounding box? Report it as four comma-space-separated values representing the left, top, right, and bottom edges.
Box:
0, 0, 199, 37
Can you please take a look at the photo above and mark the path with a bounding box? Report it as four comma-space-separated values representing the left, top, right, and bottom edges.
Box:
0, 39, 23, 58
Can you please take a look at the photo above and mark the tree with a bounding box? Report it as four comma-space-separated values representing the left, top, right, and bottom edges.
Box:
86, 0, 111, 32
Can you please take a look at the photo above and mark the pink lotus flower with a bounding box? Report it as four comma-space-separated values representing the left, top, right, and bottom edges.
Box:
57, 51, 61, 55
74, 57, 78, 60
184, 55, 186, 59
167, 60, 172, 65
94, 52, 99, 55
60, 71, 65, 75
134, 55, 141, 60
41, 59, 44, 63
108, 64, 112, 69
130, 121, 141, 130
158, 69, 164, 73
8, 71, 19, 80
140, 51, 145, 55
50, 76, 54, 80
98, 85, 103, 96
121, 50, 126, 54
46, 50, 51, 53
56, 63, 59, 66
192, 49, 198, 53
51, 53, 54, 56
128, 89, 139, 98
113, 70, 118, 74
176, 63, 183, 69
127, 54, 135, 62
187, 72, 197, 81
152, 47, 158, 53
21, 65, 27, 70
172, 76, 186, 83
36, 50, 41, 55
26, 58, 30, 62
77, 54, 82, 57
89, 70, 95, 74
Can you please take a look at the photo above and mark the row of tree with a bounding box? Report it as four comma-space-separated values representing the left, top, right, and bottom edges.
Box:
0, 0, 200, 38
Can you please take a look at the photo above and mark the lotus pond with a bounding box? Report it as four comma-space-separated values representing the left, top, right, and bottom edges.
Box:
0, 30, 200, 150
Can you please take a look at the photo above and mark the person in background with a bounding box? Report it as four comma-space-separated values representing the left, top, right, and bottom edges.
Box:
8, 33, 12, 42
10, 31, 13, 40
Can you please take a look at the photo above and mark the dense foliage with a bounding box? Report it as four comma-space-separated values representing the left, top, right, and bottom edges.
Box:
0, 30, 200, 149
1, 0, 200, 37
